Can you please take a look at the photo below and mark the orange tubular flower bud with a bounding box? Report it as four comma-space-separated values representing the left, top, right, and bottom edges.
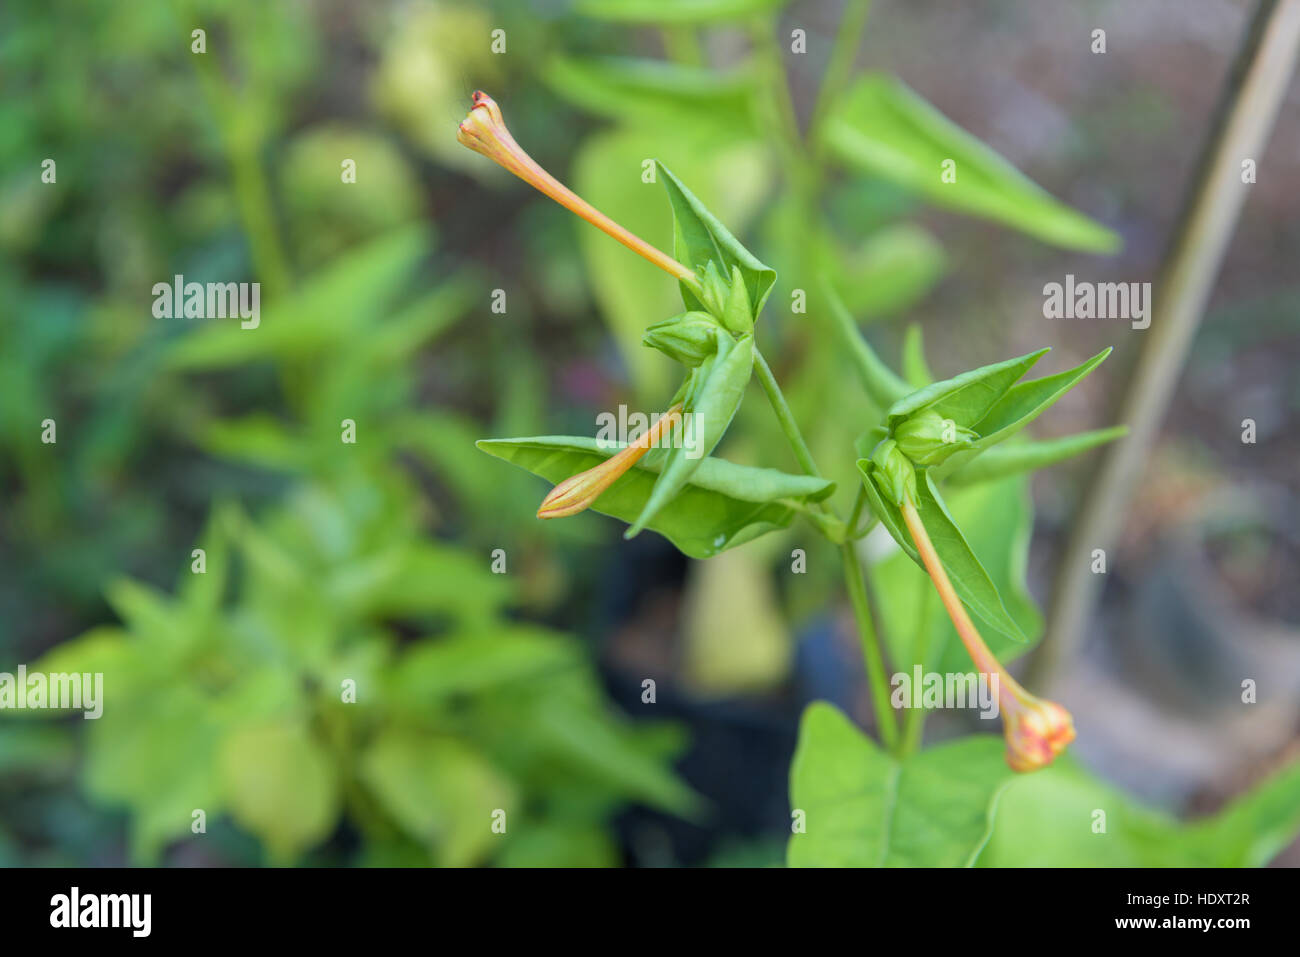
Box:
1001, 694, 1076, 773
458, 92, 700, 291
900, 497, 1075, 772
537, 404, 684, 520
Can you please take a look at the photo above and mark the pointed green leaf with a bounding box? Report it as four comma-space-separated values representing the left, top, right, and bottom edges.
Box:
657, 162, 777, 316
886, 348, 1049, 434
945, 426, 1127, 487
932, 348, 1113, 480
788, 703, 1013, 867
478, 435, 833, 559
973, 347, 1112, 446
822, 74, 1120, 252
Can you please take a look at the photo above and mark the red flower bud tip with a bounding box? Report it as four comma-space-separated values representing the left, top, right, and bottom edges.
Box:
1001, 692, 1076, 773
457, 92, 700, 289
900, 496, 1076, 773
537, 404, 684, 520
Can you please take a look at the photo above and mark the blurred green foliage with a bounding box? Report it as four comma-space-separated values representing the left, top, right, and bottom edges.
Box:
1, 0, 694, 865
39, 479, 694, 865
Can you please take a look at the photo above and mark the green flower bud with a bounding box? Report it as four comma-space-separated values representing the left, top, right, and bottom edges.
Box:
699, 261, 730, 319
892, 409, 978, 466
870, 438, 918, 506
720, 265, 754, 335
642, 312, 722, 367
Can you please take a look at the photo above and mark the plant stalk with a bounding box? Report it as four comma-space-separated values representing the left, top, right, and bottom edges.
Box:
754, 348, 824, 480
846, 483, 868, 537
1032, 0, 1300, 688
841, 540, 899, 751
757, 348, 898, 752
899, 583, 933, 756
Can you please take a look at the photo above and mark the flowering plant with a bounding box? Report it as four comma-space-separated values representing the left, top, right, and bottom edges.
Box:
458, 72, 1300, 866
462, 87, 1108, 807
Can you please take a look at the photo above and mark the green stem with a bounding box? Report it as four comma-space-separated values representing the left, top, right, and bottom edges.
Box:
841, 540, 899, 751
757, 340, 902, 754
756, 347, 895, 747
744, 4, 900, 759
792, 501, 846, 543
753, 348, 823, 480
1033, 0, 1300, 688
846, 483, 868, 536
899, 584, 933, 756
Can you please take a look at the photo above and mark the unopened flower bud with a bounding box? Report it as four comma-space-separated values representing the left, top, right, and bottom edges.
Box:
899, 489, 1077, 775
699, 261, 731, 319
537, 404, 684, 519
456, 91, 513, 165
458, 92, 699, 290
870, 438, 918, 506
893, 409, 978, 466
720, 265, 754, 336
1001, 693, 1076, 772
643, 312, 722, 367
